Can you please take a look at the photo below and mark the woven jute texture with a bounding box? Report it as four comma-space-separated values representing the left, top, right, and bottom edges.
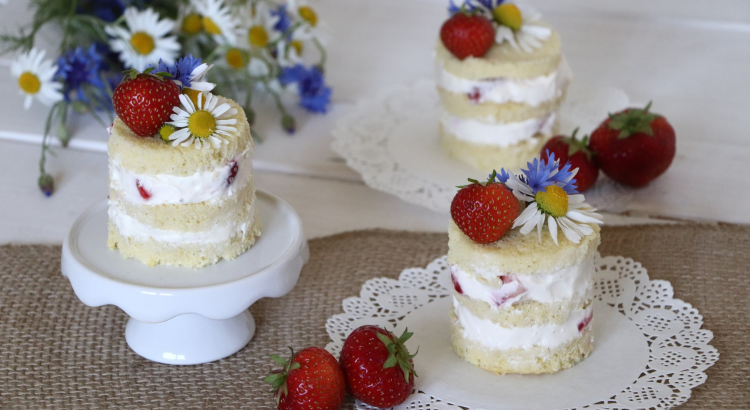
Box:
0, 225, 748, 409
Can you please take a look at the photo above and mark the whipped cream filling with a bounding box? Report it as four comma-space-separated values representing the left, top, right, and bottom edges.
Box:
108, 202, 255, 244
109, 148, 253, 205
437, 59, 571, 107
441, 111, 556, 147
454, 297, 593, 350
451, 257, 594, 308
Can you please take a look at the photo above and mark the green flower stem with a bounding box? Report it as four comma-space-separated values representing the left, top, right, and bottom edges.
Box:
265, 81, 288, 117
60, 0, 79, 50
57, 103, 70, 147
39, 102, 62, 191
312, 37, 327, 70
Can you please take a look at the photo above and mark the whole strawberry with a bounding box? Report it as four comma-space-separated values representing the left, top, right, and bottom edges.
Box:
340, 326, 418, 408
263, 347, 345, 410
450, 170, 520, 244
541, 128, 599, 192
113, 67, 180, 137
589, 102, 676, 187
440, 12, 495, 60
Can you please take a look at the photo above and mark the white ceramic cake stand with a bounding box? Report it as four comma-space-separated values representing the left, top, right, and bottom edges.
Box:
61, 190, 308, 365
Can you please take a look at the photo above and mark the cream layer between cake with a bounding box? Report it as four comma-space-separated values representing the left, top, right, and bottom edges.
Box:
436, 59, 571, 107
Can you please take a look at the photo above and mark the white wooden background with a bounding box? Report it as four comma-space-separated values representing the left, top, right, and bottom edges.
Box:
0, 0, 748, 243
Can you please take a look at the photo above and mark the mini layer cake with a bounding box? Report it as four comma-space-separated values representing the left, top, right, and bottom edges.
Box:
436, 5, 571, 170
448, 220, 598, 374
447, 154, 602, 374
107, 96, 261, 268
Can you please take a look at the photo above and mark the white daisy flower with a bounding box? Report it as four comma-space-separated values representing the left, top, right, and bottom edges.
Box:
238, 2, 281, 49
248, 57, 270, 77
187, 63, 215, 92
192, 0, 239, 45
493, 3, 552, 52
176, 4, 203, 36
168, 93, 238, 150
105, 7, 181, 71
502, 153, 602, 245
10, 48, 63, 109
287, 0, 319, 28
275, 39, 303, 67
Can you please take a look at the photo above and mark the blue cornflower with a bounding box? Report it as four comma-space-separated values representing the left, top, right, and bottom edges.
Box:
56, 45, 106, 103
448, 0, 463, 14
280, 64, 332, 113
76, 0, 126, 22
150, 55, 203, 88
279, 64, 307, 85
272, 5, 292, 33
491, 168, 511, 183
521, 151, 578, 195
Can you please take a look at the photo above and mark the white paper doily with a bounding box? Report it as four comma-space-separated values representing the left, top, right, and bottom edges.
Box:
332, 80, 637, 214
325, 254, 718, 410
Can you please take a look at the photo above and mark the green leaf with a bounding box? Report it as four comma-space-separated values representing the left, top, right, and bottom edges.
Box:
377, 332, 393, 347
262, 374, 283, 385
399, 361, 411, 382
398, 329, 413, 344
290, 362, 301, 371
383, 354, 398, 369
269, 354, 287, 367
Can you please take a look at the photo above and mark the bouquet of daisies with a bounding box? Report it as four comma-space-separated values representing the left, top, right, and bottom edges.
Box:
1, 0, 330, 195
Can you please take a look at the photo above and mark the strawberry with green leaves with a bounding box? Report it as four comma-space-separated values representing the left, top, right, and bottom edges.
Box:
541, 128, 599, 192
589, 102, 676, 187
263, 347, 345, 410
113, 67, 180, 137
340, 326, 418, 408
450, 170, 520, 244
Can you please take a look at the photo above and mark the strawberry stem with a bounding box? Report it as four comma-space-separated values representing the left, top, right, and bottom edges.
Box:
607, 101, 658, 139
263, 347, 300, 405
378, 328, 418, 383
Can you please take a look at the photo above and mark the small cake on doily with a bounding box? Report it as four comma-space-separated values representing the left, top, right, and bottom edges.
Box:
448, 156, 602, 374
106, 58, 261, 268
436, 1, 571, 170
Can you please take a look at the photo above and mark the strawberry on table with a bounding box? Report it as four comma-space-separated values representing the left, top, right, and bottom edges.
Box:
589, 102, 676, 187
113, 67, 180, 137
340, 326, 418, 408
263, 347, 346, 410
450, 170, 521, 244
541, 128, 599, 192
440, 12, 495, 60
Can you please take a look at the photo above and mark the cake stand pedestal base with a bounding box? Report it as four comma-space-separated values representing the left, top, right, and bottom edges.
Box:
125, 311, 256, 365
62, 190, 307, 365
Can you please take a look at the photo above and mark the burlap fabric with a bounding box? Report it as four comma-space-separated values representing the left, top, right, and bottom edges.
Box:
0, 225, 748, 409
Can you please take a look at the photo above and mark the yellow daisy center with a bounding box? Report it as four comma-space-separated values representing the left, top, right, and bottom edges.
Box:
188, 110, 217, 139
182, 13, 204, 35
225, 48, 246, 69
291, 40, 303, 55
182, 88, 203, 108
248, 26, 269, 47
493, 3, 523, 31
203, 16, 222, 35
298, 6, 318, 27
18, 72, 41, 94
535, 185, 569, 218
159, 124, 176, 142
130, 31, 155, 55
